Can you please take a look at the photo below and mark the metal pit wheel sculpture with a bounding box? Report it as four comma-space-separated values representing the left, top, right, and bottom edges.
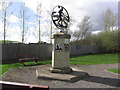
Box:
51, 5, 70, 32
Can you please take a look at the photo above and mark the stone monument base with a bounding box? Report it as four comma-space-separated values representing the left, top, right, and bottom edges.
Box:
36, 65, 89, 83
49, 67, 72, 74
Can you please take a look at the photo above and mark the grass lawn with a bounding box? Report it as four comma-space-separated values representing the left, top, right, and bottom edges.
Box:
0, 60, 51, 76
0, 40, 19, 43
107, 68, 120, 74
70, 53, 119, 65
0, 53, 119, 76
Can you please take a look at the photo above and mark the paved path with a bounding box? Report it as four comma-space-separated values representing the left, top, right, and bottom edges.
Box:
1, 63, 120, 88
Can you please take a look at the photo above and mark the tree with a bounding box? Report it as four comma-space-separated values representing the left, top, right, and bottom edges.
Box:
32, 3, 45, 43
1, 0, 12, 43
19, 3, 30, 43
37, 3, 42, 43
73, 16, 93, 41
46, 3, 53, 44
96, 30, 118, 52
103, 8, 117, 30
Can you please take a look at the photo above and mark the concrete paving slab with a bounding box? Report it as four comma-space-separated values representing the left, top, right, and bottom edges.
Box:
36, 66, 89, 83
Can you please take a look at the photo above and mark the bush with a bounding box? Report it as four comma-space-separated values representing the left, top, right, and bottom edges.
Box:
93, 30, 118, 52
71, 30, 119, 53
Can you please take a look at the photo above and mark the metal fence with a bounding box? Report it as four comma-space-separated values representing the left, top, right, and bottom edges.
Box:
0, 43, 104, 63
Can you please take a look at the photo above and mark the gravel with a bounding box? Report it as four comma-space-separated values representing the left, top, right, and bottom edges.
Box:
1, 63, 120, 88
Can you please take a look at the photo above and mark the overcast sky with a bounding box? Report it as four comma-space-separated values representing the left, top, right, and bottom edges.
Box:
0, 0, 119, 43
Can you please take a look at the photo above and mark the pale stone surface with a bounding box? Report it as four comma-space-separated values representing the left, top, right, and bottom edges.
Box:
51, 33, 72, 73
36, 66, 89, 83
49, 67, 72, 74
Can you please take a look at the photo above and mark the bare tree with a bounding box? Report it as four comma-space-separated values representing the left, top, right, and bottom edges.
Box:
32, 25, 45, 43
45, 2, 54, 44
19, 3, 30, 43
73, 16, 93, 41
46, 10, 53, 43
32, 3, 43, 43
103, 8, 117, 30
37, 3, 42, 43
1, 0, 12, 43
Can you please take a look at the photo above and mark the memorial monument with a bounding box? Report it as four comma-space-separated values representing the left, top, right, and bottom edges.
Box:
49, 5, 72, 73
36, 5, 89, 82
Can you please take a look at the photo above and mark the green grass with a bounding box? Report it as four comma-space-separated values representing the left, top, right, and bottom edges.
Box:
70, 53, 119, 65
0, 40, 20, 43
0, 53, 119, 76
107, 68, 120, 74
0, 60, 51, 76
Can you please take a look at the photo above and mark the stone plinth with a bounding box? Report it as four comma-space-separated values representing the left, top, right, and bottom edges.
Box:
49, 67, 72, 74
49, 32, 72, 73
36, 33, 89, 82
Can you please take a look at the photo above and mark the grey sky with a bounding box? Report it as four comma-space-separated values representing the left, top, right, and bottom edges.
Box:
0, 0, 119, 43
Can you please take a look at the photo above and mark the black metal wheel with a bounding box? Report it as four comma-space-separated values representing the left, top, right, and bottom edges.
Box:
51, 5, 70, 30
